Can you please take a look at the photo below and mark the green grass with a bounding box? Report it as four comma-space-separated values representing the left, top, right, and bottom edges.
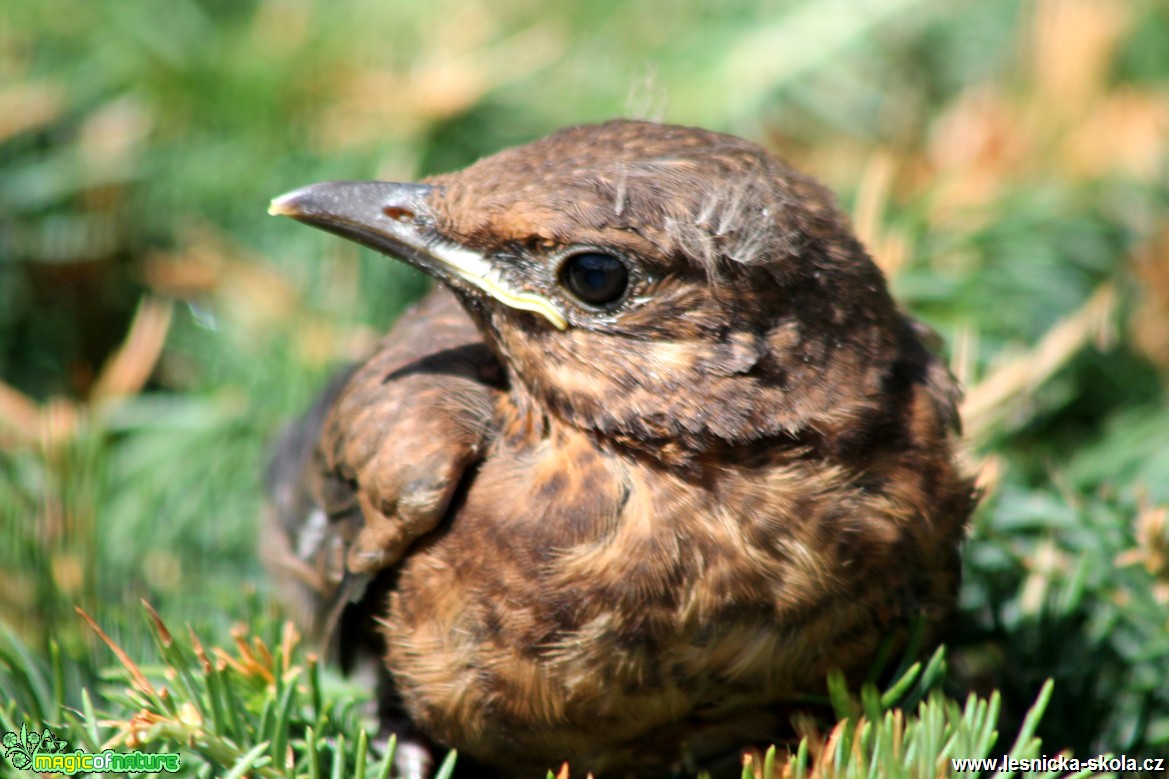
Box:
2, 0, 1169, 775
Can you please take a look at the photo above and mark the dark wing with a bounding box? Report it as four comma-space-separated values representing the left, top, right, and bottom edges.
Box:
262, 285, 500, 662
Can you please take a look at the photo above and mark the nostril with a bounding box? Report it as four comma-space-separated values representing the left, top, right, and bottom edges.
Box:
383, 206, 416, 222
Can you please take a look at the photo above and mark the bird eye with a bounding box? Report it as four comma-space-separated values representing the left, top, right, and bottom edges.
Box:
558, 252, 629, 307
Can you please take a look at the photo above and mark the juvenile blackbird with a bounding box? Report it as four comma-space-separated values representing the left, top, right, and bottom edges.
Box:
263, 120, 975, 778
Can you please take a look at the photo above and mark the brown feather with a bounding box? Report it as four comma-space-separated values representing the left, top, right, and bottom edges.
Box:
264, 120, 975, 777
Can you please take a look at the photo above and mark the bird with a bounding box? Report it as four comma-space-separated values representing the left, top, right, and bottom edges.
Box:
262, 119, 976, 778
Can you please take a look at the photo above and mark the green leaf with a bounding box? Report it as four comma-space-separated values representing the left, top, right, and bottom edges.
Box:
433, 749, 458, 779
223, 741, 272, 779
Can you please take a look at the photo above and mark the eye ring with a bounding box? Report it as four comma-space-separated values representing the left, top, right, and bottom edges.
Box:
556, 250, 630, 308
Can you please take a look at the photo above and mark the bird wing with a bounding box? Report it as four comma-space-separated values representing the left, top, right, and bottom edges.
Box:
262, 285, 499, 659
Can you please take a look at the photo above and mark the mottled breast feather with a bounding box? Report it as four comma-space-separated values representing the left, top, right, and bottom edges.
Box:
264, 120, 976, 778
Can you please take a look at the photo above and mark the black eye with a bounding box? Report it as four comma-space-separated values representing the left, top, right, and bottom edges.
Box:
558, 252, 629, 307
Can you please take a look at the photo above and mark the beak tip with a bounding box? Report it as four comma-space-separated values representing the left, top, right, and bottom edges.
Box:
268, 192, 299, 217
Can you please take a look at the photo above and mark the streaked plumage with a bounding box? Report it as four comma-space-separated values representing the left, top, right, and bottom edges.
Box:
264, 120, 975, 777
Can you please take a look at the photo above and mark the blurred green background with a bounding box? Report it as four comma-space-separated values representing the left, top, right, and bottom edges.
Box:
2, 0, 1168, 772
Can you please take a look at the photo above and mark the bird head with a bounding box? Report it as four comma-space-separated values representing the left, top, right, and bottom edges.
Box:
271, 120, 908, 461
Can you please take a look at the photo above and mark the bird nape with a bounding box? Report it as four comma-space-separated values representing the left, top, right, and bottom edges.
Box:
263, 120, 976, 779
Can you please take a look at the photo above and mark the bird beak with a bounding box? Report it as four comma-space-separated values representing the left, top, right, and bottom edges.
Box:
268, 181, 567, 330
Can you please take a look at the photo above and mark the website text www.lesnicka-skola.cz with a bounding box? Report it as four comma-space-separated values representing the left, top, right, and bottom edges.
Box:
951, 754, 1165, 773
